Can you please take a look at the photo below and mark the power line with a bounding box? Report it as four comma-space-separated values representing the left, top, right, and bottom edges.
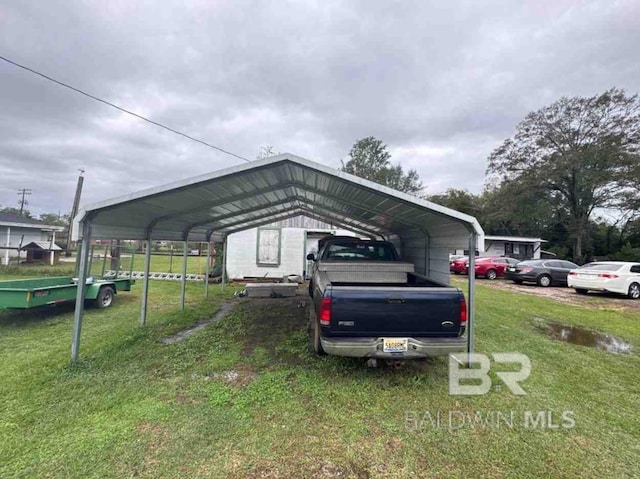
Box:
0, 55, 251, 163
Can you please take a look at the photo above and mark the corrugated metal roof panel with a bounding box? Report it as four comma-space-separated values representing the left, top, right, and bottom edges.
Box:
20, 241, 63, 251
75, 153, 484, 249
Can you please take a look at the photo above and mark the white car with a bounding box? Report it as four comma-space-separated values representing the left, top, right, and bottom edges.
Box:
567, 261, 640, 299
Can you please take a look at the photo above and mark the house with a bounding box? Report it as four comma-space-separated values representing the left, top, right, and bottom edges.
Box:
226, 216, 357, 280
452, 235, 545, 260
0, 212, 65, 265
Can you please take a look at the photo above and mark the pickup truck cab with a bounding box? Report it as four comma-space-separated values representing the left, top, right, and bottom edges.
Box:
307, 236, 467, 359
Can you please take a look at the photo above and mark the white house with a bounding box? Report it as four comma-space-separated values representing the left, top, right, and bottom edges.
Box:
226, 216, 357, 280
452, 235, 545, 260
0, 212, 65, 265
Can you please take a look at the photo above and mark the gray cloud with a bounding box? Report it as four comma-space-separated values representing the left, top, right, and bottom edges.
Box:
1, 0, 639, 217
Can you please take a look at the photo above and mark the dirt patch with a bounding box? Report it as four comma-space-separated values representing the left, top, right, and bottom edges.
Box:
206, 364, 257, 387
311, 462, 347, 478
160, 300, 236, 344
235, 295, 310, 363
136, 422, 169, 470
475, 279, 640, 311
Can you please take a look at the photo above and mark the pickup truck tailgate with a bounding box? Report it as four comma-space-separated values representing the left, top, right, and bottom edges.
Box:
326, 286, 464, 337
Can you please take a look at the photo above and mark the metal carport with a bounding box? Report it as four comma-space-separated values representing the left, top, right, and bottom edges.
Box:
71, 153, 484, 361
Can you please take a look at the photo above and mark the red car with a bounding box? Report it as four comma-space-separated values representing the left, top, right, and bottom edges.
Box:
450, 256, 469, 274
466, 256, 521, 279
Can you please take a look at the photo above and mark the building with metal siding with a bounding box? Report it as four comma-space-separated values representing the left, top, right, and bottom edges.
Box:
0, 212, 65, 265
226, 221, 357, 280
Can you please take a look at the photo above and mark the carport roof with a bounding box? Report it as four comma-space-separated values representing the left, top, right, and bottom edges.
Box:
75, 153, 484, 248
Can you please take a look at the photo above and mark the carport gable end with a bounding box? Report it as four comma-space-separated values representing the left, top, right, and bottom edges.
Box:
70, 153, 484, 361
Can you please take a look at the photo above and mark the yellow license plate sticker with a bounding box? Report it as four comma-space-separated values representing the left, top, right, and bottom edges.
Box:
383, 338, 408, 353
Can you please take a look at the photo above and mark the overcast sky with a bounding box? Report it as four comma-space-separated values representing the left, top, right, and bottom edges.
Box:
1, 0, 639, 217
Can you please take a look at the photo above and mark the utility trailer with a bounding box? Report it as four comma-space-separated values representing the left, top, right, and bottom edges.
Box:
0, 276, 135, 310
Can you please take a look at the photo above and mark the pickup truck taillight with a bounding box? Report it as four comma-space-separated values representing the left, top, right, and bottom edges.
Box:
319, 297, 332, 326
460, 297, 467, 328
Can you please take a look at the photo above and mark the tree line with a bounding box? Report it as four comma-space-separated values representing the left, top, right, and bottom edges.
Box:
341, 88, 640, 263
3, 88, 638, 263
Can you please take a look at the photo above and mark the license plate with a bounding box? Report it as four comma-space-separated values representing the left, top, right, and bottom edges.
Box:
507, 267, 516, 272
383, 338, 408, 353
578, 273, 595, 279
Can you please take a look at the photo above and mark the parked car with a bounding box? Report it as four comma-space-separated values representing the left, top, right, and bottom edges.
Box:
505, 259, 580, 287
449, 256, 468, 274
307, 236, 467, 359
466, 256, 520, 280
567, 262, 640, 299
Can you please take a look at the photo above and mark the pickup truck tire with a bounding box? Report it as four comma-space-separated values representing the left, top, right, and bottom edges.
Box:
308, 311, 326, 356
96, 286, 115, 309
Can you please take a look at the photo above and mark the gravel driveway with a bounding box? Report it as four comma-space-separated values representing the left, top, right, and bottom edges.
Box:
454, 277, 640, 312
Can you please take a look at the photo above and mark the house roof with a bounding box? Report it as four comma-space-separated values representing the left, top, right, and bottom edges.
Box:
20, 241, 63, 251
0, 212, 65, 231
74, 153, 484, 249
484, 235, 546, 243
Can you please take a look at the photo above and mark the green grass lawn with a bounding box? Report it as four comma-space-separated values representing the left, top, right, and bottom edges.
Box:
0, 253, 210, 280
86, 254, 210, 276
1, 277, 639, 478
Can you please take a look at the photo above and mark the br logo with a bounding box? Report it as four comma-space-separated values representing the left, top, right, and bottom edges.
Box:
449, 353, 531, 396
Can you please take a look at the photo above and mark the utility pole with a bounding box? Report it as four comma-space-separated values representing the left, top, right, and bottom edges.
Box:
17, 188, 31, 216
65, 169, 85, 257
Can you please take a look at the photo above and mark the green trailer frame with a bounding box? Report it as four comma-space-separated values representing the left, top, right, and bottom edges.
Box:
0, 276, 135, 310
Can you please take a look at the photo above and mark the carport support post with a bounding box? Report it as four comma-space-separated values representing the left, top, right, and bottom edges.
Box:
140, 238, 152, 326
71, 223, 91, 362
467, 233, 477, 357
204, 242, 210, 298
180, 241, 188, 310
221, 235, 228, 291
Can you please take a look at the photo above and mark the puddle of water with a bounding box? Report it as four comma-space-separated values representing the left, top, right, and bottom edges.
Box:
533, 318, 632, 354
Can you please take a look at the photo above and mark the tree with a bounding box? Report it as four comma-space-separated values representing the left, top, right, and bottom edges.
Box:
341, 137, 423, 194
0, 206, 33, 219
39, 213, 68, 227
487, 88, 640, 262
427, 188, 483, 218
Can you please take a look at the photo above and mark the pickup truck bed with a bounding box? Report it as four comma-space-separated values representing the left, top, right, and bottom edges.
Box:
308, 242, 467, 359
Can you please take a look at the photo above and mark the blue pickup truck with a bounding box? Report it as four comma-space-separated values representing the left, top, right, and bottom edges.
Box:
307, 236, 467, 359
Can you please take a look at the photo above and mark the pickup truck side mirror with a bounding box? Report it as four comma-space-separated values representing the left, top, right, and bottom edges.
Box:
306, 253, 316, 261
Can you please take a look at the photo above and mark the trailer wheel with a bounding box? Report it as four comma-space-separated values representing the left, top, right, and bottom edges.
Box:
96, 286, 115, 309
308, 311, 326, 356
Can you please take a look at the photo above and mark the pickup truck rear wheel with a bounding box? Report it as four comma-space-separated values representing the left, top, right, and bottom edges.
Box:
308, 312, 326, 356
96, 286, 115, 309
